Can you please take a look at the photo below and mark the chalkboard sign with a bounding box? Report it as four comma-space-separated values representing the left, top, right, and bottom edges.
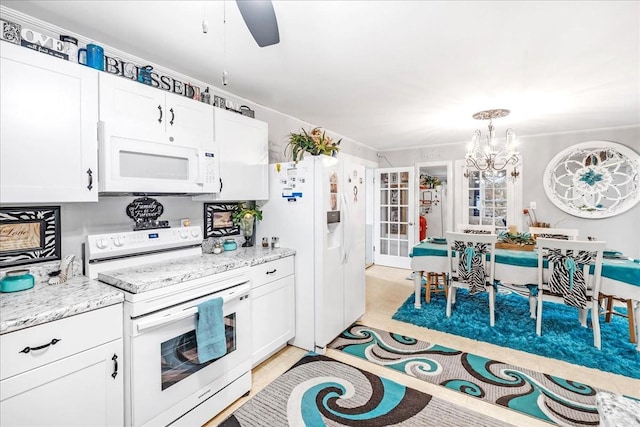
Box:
126, 197, 168, 230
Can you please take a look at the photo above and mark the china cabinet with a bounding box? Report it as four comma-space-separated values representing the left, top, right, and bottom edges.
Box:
249, 256, 295, 366
0, 304, 124, 426
0, 42, 98, 203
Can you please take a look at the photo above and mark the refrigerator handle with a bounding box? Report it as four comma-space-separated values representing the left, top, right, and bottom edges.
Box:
340, 192, 351, 264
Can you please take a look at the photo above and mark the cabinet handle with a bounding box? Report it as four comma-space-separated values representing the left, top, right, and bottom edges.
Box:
19, 338, 61, 354
158, 105, 163, 123
219, 178, 223, 192
266, 269, 277, 274
111, 354, 118, 379
86, 168, 93, 190
169, 108, 175, 126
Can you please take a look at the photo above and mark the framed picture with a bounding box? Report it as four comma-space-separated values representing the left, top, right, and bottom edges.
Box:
0, 206, 61, 268
204, 203, 240, 238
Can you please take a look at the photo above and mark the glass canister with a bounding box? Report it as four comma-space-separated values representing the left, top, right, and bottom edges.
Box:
0, 269, 35, 292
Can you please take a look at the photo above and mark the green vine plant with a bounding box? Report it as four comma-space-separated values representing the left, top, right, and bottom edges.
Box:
232, 203, 263, 225
285, 127, 341, 162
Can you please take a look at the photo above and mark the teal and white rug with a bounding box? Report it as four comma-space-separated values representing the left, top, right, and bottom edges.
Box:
329, 324, 611, 427
218, 353, 511, 426
392, 287, 639, 378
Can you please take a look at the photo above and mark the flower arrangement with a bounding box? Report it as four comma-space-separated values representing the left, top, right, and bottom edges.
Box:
231, 203, 263, 225
285, 127, 341, 162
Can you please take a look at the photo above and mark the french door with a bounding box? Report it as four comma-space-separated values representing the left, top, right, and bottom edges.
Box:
374, 167, 415, 268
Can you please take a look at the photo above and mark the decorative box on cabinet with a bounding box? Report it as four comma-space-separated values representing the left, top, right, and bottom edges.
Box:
250, 256, 295, 366
194, 108, 268, 202
0, 304, 124, 427
0, 42, 99, 203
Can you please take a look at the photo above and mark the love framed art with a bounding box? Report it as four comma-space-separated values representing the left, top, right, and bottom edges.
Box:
0, 206, 61, 267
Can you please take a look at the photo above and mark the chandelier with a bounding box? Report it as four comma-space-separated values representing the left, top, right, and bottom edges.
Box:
465, 109, 520, 179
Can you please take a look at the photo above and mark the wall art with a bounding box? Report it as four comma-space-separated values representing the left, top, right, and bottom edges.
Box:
543, 141, 640, 218
0, 206, 61, 268
204, 203, 240, 238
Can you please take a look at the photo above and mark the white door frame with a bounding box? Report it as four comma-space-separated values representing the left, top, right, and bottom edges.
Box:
415, 161, 454, 240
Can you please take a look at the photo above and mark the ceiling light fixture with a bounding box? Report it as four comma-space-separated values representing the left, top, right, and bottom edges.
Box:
465, 109, 520, 179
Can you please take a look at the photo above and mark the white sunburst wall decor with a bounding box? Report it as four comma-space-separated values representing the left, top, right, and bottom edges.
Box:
543, 141, 640, 219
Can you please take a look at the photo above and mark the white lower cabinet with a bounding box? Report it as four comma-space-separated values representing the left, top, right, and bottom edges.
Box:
250, 256, 295, 367
0, 305, 123, 427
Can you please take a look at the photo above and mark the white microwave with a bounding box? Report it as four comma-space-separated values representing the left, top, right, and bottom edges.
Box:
97, 122, 219, 194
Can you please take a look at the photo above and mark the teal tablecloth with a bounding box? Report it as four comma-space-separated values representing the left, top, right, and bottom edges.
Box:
410, 241, 640, 287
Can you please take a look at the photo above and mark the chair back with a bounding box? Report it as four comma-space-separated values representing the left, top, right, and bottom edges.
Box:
529, 227, 579, 240
536, 238, 606, 298
445, 231, 497, 290
456, 223, 496, 234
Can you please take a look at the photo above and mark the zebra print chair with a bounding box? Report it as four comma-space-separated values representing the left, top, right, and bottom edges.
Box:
529, 227, 579, 240
535, 238, 606, 349
445, 231, 498, 326
456, 224, 496, 234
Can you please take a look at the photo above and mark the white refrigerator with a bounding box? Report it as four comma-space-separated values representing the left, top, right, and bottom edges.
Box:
258, 155, 366, 352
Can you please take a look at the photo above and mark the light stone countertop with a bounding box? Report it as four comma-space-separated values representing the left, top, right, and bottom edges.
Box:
1, 247, 294, 335
0, 275, 125, 335
98, 247, 295, 294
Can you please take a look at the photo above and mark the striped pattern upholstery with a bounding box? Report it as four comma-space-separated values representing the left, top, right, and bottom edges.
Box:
452, 241, 489, 295
547, 249, 594, 309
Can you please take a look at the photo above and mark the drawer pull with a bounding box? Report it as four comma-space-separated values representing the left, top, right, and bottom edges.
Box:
266, 269, 277, 274
19, 338, 61, 354
111, 354, 119, 379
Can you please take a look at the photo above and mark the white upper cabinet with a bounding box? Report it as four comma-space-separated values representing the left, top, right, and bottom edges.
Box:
0, 42, 99, 203
195, 108, 269, 202
98, 73, 214, 147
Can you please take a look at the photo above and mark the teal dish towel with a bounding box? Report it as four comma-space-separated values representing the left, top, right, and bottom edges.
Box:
196, 297, 226, 363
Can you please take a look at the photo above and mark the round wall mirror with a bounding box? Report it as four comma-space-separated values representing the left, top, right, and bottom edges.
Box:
543, 141, 640, 218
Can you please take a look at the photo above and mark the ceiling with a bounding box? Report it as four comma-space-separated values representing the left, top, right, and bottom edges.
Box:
3, 1, 639, 151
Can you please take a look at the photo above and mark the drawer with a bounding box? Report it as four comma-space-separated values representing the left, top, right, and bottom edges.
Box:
250, 256, 294, 288
0, 304, 122, 380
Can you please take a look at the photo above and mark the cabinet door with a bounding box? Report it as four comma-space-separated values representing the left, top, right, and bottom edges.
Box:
251, 275, 295, 367
0, 43, 98, 203
0, 339, 123, 427
215, 108, 269, 201
99, 72, 165, 141
165, 91, 214, 146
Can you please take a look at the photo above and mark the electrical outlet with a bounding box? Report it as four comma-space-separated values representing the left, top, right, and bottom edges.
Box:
529, 201, 537, 210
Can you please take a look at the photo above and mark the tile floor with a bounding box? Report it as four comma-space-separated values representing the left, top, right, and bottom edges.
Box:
205, 265, 640, 426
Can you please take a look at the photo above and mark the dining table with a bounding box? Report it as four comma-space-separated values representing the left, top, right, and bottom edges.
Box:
410, 240, 640, 351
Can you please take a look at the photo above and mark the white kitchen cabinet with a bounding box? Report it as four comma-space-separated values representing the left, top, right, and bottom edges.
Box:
250, 256, 295, 367
0, 42, 99, 203
0, 304, 124, 427
195, 108, 268, 202
99, 72, 214, 148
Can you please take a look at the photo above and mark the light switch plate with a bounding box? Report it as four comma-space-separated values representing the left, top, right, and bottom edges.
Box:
530, 201, 537, 210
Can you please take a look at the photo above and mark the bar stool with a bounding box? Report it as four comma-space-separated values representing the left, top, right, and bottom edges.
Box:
424, 272, 448, 303
599, 293, 636, 344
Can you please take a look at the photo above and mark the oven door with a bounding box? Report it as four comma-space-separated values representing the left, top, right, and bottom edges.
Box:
128, 283, 250, 427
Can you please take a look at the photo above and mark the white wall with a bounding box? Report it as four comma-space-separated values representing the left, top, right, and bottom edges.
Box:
380, 126, 640, 258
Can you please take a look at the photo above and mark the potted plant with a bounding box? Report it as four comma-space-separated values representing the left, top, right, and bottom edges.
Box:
285, 127, 341, 162
232, 203, 263, 247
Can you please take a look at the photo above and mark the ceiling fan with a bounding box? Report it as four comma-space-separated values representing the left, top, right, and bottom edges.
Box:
235, 0, 280, 47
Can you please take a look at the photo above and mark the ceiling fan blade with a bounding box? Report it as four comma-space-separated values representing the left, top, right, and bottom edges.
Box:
236, 0, 280, 47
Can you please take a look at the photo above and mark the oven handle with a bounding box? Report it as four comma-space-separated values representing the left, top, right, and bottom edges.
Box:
136, 286, 248, 332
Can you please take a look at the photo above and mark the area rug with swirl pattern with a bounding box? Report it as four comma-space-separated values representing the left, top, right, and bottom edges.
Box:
218, 353, 511, 427
329, 324, 610, 427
